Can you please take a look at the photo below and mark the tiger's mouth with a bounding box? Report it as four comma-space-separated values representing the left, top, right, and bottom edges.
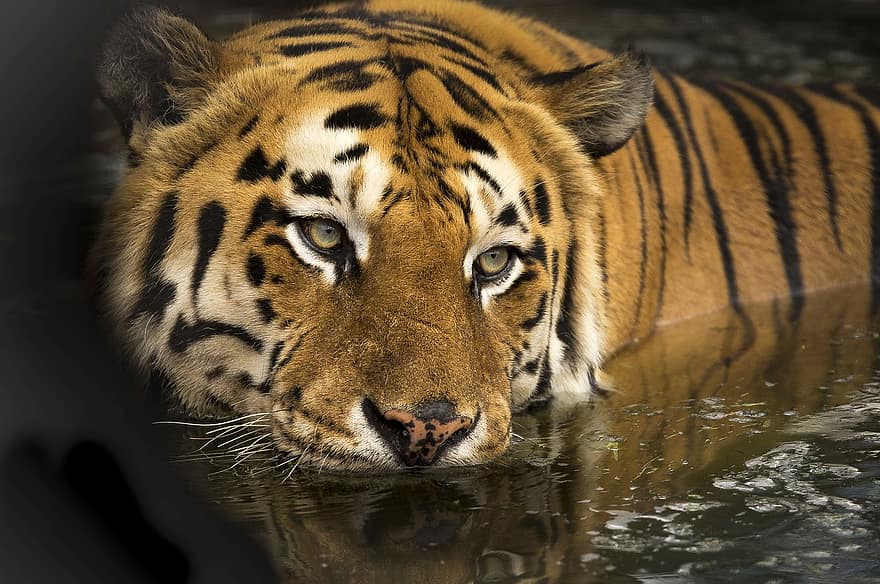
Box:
263, 400, 503, 474
360, 400, 481, 467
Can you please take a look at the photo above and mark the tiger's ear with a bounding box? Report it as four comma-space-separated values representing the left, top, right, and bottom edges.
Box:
531, 51, 654, 158
97, 6, 221, 143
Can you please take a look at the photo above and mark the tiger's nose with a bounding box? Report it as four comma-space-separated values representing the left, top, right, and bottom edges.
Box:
362, 399, 475, 467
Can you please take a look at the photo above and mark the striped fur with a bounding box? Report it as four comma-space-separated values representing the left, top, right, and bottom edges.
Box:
92, 0, 880, 471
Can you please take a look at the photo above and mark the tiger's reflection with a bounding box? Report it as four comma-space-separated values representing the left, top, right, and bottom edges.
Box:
173, 286, 877, 583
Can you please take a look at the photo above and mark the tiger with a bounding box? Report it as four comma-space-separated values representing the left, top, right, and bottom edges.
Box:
91, 0, 880, 472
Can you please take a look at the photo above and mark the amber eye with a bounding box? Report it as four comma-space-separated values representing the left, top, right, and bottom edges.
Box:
302, 218, 343, 251
475, 247, 512, 278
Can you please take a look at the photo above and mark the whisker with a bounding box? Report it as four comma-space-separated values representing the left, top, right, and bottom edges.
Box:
284, 445, 312, 482
317, 447, 333, 474
213, 428, 269, 450
154, 412, 271, 428
205, 422, 270, 435
209, 442, 275, 476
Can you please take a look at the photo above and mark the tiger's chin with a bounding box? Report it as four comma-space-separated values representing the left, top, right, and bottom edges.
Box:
269, 443, 509, 475
268, 402, 511, 474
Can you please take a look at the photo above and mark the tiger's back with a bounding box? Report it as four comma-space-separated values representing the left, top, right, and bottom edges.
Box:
600, 74, 879, 352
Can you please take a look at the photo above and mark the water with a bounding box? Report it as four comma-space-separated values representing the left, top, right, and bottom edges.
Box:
88, 1, 880, 582
161, 286, 880, 582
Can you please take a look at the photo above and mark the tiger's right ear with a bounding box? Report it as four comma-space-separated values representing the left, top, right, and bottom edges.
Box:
530, 51, 654, 158
97, 7, 221, 143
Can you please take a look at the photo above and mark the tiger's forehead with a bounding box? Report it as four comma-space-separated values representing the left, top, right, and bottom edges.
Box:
210, 58, 538, 242
270, 94, 534, 249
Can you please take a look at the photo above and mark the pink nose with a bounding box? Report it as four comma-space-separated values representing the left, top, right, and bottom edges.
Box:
362, 400, 475, 466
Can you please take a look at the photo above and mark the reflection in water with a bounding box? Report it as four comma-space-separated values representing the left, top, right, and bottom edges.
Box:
168, 286, 880, 582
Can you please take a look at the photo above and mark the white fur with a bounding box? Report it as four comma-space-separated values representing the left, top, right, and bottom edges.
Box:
458, 148, 532, 307
440, 409, 489, 467
282, 111, 393, 277
346, 402, 399, 466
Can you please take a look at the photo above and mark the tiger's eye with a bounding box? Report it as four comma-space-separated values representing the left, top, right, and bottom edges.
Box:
304, 219, 343, 251
476, 247, 511, 277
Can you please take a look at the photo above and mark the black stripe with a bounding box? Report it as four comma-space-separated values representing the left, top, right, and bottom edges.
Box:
722, 82, 794, 175
143, 193, 178, 280
653, 81, 695, 257
291, 170, 334, 198
668, 77, 742, 309
246, 254, 266, 286
440, 70, 498, 119
334, 143, 369, 163
528, 236, 547, 266
530, 250, 560, 403
243, 196, 289, 240
297, 406, 355, 437
174, 140, 219, 179
522, 357, 540, 375
276, 332, 308, 372
299, 59, 385, 91
280, 41, 352, 58
531, 356, 552, 402
805, 84, 880, 312
264, 233, 319, 273
500, 49, 539, 76
436, 178, 471, 226
504, 269, 538, 297
237, 373, 257, 389
556, 240, 579, 363
381, 190, 406, 217
518, 189, 533, 218
521, 292, 548, 331
191, 201, 226, 304
379, 184, 394, 204
597, 204, 610, 308
387, 55, 432, 80
628, 152, 649, 335
457, 162, 501, 194
697, 81, 805, 321
446, 55, 503, 92
267, 341, 284, 372
127, 149, 142, 168
388, 22, 491, 69
496, 204, 518, 227
533, 181, 551, 226
637, 128, 668, 320
530, 62, 601, 86
130, 192, 179, 321
237, 147, 288, 183
761, 83, 842, 250
256, 298, 276, 323
325, 104, 388, 130
450, 124, 496, 157
238, 115, 259, 138
586, 365, 608, 398
168, 315, 264, 354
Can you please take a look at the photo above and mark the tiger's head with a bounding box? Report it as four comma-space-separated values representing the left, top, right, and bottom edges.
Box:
92, 2, 653, 471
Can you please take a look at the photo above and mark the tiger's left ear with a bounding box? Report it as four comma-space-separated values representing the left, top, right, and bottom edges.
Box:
530, 51, 654, 158
97, 7, 223, 144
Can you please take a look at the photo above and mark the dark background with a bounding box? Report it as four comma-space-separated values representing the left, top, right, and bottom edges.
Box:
0, 1, 877, 581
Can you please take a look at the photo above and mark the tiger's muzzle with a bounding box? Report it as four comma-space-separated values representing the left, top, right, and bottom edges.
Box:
362, 399, 476, 466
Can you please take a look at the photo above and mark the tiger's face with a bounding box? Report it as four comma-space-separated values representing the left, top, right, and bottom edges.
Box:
93, 3, 652, 471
